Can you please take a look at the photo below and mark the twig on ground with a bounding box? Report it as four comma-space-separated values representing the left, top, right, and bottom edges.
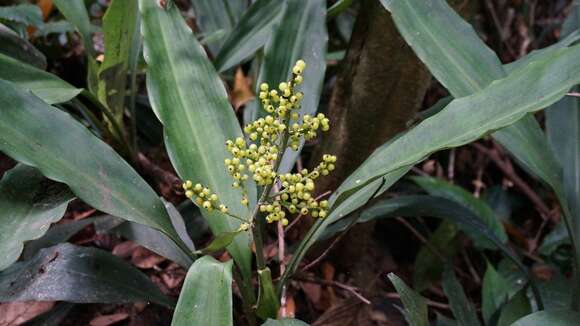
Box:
293, 275, 371, 305
472, 142, 552, 219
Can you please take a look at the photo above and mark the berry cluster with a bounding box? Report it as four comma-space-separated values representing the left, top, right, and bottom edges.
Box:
182, 181, 228, 214
182, 59, 337, 228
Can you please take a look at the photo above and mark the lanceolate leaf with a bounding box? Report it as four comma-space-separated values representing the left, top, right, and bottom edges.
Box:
323, 196, 514, 258
381, 0, 574, 257
98, 0, 140, 122
0, 53, 82, 104
0, 165, 74, 271
256, 268, 280, 320
412, 176, 507, 248
0, 4, 43, 27
250, 0, 327, 173
172, 256, 233, 326
255, 0, 327, 121
189, 0, 245, 55
442, 265, 481, 326
482, 262, 512, 324
546, 0, 580, 241
0, 80, 186, 252
388, 273, 428, 326
0, 23, 46, 69
497, 289, 531, 326
332, 43, 580, 215
22, 218, 99, 260
214, 0, 286, 72
0, 243, 173, 307
512, 310, 580, 325
413, 221, 458, 291
140, 0, 252, 278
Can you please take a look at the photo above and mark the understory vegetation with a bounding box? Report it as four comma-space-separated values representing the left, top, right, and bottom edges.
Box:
0, 0, 579, 325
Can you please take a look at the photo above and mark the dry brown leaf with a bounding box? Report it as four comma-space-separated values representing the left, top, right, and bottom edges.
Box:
131, 247, 165, 269
161, 263, 186, 289
89, 312, 129, 326
301, 281, 322, 305
0, 301, 55, 326
36, 0, 54, 20
231, 68, 254, 111
112, 241, 138, 258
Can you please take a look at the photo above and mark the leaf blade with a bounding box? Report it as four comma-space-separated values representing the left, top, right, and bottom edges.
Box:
140, 0, 252, 278
0, 243, 173, 307
0, 165, 74, 271
214, 0, 285, 72
0, 79, 183, 248
0, 53, 81, 104
172, 256, 233, 326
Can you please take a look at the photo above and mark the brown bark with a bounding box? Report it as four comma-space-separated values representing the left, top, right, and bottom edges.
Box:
305, 0, 471, 324
310, 0, 431, 193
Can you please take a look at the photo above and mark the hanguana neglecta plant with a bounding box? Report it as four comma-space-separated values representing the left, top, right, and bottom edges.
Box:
182, 59, 336, 258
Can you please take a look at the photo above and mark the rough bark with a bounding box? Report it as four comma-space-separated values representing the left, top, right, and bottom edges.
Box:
310, 0, 431, 193
306, 0, 470, 324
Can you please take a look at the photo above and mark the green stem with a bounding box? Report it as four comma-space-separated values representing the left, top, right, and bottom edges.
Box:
234, 267, 257, 326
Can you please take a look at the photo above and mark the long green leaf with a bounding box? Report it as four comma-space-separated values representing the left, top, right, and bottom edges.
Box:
140, 0, 252, 278
332, 43, 580, 214
250, 0, 327, 173
0, 165, 73, 271
388, 273, 428, 326
172, 256, 233, 326
512, 310, 580, 325
324, 196, 515, 261
256, 267, 280, 320
382, 0, 574, 260
321, 195, 544, 306
0, 243, 173, 307
22, 217, 98, 260
497, 289, 531, 326
546, 0, 580, 242
0, 23, 46, 69
412, 176, 507, 248
190, 0, 244, 55
254, 0, 327, 121
0, 4, 43, 27
214, 0, 285, 72
482, 262, 512, 324
0, 79, 185, 251
0, 53, 81, 104
98, 0, 139, 122
442, 265, 481, 326
413, 221, 458, 291
381, 0, 504, 97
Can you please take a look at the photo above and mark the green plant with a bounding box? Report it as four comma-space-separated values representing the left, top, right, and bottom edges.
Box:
0, 0, 579, 325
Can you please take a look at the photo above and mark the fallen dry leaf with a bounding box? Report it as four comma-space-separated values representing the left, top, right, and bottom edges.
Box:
0, 301, 54, 326
131, 247, 165, 269
231, 68, 255, 111
112, 241, 138, 258
161, 263, 186, 289
37, 0, 54, 20
89, 312, 129, 326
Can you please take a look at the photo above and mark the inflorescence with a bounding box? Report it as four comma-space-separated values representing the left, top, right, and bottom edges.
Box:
183, 59, 336, 228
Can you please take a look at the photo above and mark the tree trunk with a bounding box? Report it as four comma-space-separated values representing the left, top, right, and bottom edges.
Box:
306, 0, 470, 324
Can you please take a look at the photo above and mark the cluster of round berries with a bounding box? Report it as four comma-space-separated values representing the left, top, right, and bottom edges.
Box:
288, 113, 331, 150
260, 154, 337, 224
258, 60, 306, 120
182, 181, 228, 214
181, 59, 337, 229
